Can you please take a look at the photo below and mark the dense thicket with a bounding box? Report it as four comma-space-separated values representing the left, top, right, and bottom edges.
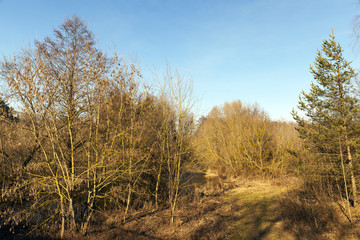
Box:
0, 16, 195, 237
195, 100, 302, 177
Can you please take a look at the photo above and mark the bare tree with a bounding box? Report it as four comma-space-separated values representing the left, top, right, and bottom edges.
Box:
0, 16, 150, 237
156, 67, 195, 223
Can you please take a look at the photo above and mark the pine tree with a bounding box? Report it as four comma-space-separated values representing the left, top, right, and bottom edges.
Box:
0, 98, 17, 121
292, 32, 359, 206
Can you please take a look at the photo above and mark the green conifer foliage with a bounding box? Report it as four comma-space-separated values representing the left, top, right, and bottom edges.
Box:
292, 32, 359, 205
0, 98, 16, 121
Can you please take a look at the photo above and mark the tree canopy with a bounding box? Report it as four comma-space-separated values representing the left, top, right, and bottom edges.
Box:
292, 32, 359, 206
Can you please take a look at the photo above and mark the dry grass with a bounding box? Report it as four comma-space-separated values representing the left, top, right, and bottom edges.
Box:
76, 176, 298, 240
279, 192, 338, 239
7, 176, 360, 240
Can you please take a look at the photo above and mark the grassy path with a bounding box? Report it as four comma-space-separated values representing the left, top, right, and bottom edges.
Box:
84, 178, 319, 240
82, 177, 359, 239
224, 180, 295, 240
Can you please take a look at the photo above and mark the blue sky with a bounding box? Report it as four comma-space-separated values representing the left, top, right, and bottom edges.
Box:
0, 0, 359, 121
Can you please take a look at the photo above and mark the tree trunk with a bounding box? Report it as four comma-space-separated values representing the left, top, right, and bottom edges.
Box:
123, 184, 132, 222
346, 142, 357, 207
339, 136, 352, 221
68, 198, 76, 230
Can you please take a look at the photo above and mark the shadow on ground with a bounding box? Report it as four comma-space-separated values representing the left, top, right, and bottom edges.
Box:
224, 193, 284, 240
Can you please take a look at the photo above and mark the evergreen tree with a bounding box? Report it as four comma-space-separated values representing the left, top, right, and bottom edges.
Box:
292, 32, 359, 206
0, 97, 16, 121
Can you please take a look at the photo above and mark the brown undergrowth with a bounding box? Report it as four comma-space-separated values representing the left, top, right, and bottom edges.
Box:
66, 176, 298, 240
7, 176, 360, 240
278, 181, 360, 240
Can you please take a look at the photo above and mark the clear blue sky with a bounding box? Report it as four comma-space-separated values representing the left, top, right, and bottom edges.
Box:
1, 0, 359, 121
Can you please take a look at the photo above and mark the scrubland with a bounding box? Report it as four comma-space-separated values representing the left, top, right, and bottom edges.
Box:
2, 16, 360, 240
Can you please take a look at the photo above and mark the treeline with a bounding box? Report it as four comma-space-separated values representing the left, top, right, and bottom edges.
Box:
0, 16, 303, 238
195, 100, 303, 177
